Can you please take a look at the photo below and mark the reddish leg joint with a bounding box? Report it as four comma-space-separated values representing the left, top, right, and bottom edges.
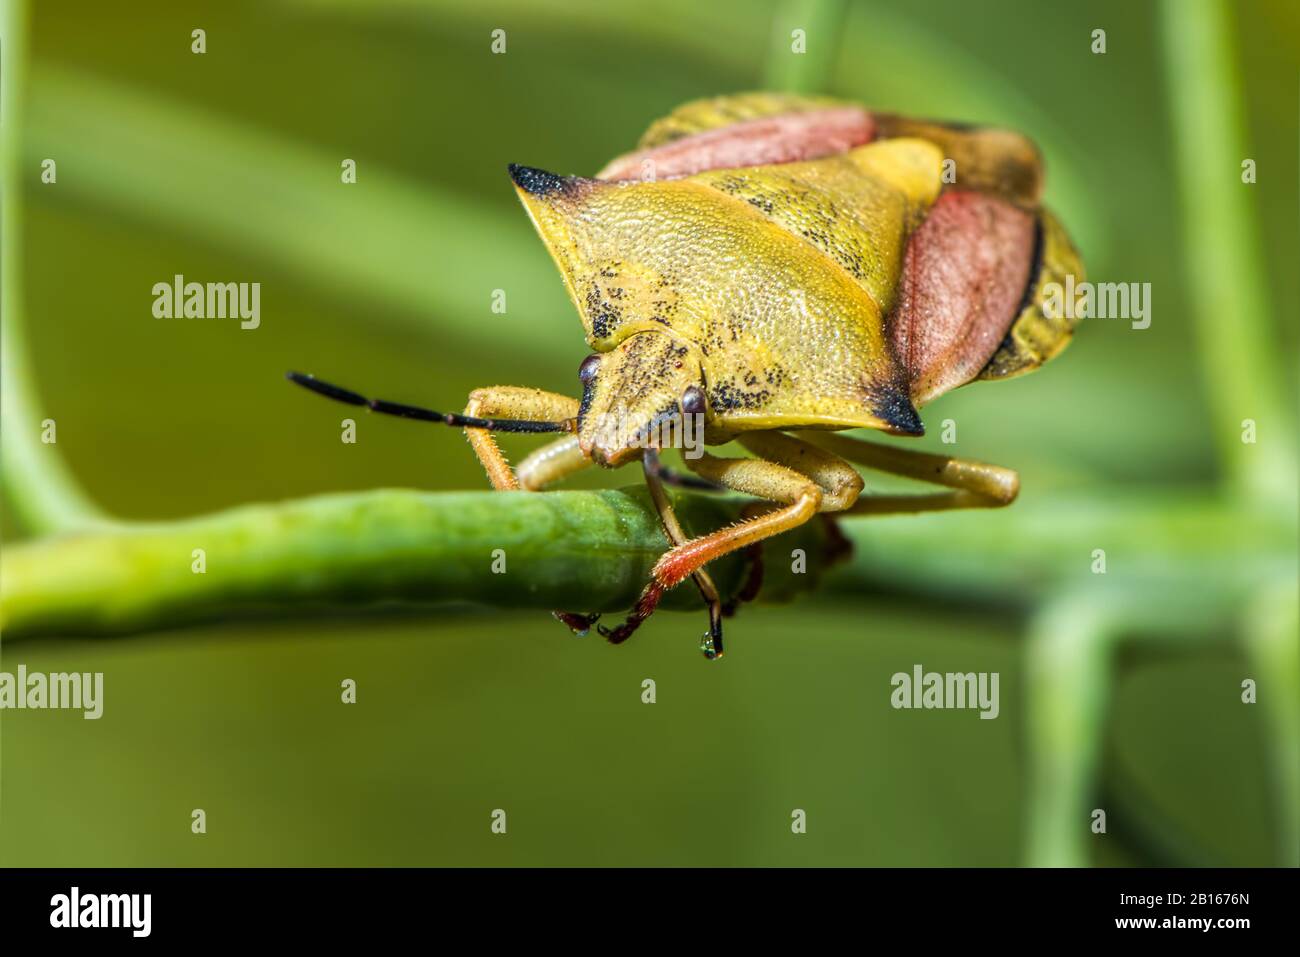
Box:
598, 582, 665, 645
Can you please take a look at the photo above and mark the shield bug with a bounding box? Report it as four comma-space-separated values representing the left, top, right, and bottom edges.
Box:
289, 92, 1084, 659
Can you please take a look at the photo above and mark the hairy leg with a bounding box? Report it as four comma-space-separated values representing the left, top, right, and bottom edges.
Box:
599, 451, 728, 656
514, 434, 591, 491
599, 432, 863, 653
460, 387, 581, 490
456, 388, 605, 633
793, 430, 1018, 514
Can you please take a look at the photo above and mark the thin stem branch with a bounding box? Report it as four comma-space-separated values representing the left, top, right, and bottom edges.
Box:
764, 0, 848, 93
1243, 581, 1300, 866
1024, 594, 1117, 867
1159, 0, 1297, 503
1, 0, 108, 535
2, 483, 1288, 642
0, 487, 835, 640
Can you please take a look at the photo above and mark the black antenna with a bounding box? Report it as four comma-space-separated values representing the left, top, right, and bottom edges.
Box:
286, 372, 572, 434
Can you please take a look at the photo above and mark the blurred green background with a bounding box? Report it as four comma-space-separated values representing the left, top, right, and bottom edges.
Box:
1, 0, 1296, 866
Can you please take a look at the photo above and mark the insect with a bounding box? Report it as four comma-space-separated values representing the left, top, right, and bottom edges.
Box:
289, 92, 1084, 659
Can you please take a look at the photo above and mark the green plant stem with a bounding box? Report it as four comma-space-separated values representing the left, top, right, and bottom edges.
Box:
0, 488, 834, 640
764, 0, 847, 93
1243, 581, 1300, 866
0, 0, 107, 534
3, 482, 1291, 642
1024, 594, 1117, 867
1159, 0, 1297, 504
835, 492, 1293, 624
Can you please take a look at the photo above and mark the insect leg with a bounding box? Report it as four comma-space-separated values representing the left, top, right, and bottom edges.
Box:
642, 450, 726, 492
518, 445, 721, 645
792, 430, 1019, 514
600, 433, 858, 655
458, 387, 581, 490
507, 434, 609, 635
289, 373, 603, 630
455, 394, 607, 635
514, 435, 590, 491
604, 450, 726, 657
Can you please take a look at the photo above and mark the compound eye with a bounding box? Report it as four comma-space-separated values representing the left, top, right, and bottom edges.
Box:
578, 354, 601, 384
681, 385, 706, 416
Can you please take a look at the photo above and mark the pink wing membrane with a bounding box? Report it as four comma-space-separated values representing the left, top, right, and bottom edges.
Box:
888, 191, 1036, 406
597, 106, 876, 181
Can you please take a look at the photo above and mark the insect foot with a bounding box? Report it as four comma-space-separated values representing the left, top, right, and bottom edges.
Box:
597, 582, 665, 645
598, 577, 727, 660
700, 620, 724, 661
552, 610, 600, 637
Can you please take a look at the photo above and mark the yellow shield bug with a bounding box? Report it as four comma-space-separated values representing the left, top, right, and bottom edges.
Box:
290, 92, 1084, 659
